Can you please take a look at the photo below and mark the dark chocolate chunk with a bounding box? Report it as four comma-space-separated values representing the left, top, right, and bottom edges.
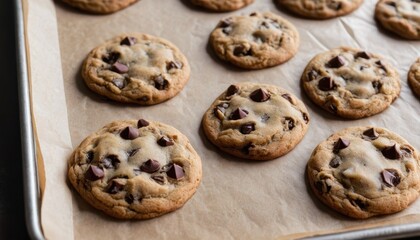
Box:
250, 12, 257, 16
318, 77, 336, 91
85, 165, 104, 181
261, 113, 270, 122
166, 61, 182, 71
137, 119, 150, 128
381, 169, 400, 187
233, 45, 251, 56
166, 163, 184, 180
111, 62, 129, 74
355, 51, 370, 59
226, 85, 239, 97
372, 81, 382, 93
125, 194, 134, 204
250, 88, 270, 102
154, 75, 169, 90
229, 108, 249, 120
242, 143, 255, 155
112, 78, 125, 89
329, 156, 341, 168
151, 175, 165, 185
285, 117, 295, 130
363, 128, 379, 140
302, 112, 309, 124
381, 144, 401, 159
140, 159, 161, 173
128, 148, 139, 157
334, 138, 350, 152
107, 180, 124, 194
157, 136, 174, 147
307, 70, 318, 81
120, 126, 139, 140
102, 52, 120, 64
281, 94, 293, 104
86, 151, 94, 163
218, 18, 232, 28
120, 36, 137, 46
327, 56, 345, 68
240, 123, 255, 134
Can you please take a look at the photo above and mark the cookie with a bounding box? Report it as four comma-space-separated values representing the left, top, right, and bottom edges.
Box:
408, 58, 420, 96
276, 0, 363, 19
307, 126, 420, 219
301, 47, 401, 119
61, 0, 139, 14
209, 12, 300, 69
375, 0, 420, 40
202, 82, 310, 160
68, 119, 202, 219
190, 0, 254, 12
82, 33, 190, 105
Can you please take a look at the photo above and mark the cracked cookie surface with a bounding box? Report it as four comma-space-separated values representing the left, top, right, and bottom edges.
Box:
408, 58, 420, 96
202, 82, 310, 160
301, 47, 400, 119
375, 0, 420, 40
307, 126, 420, 219
68, 119, 202, 219
209, 12, 299, 69
82, 33, 190, 105
276, 0, 363, 19
190, 0, 254, 12
61, 0, 139, 14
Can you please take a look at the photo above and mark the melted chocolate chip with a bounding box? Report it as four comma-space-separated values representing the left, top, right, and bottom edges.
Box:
355, 51, 370, 59
226, 85, 239, 97
381, 169, 400, 187
401, 147, 412, 157
166, 61, 182, 71
329, 156, 341, 168
302, 113, 309, 124
86, 151, 94, 163
233, 45, 252, 56
111, 62, 129, 73
120, 126, 139, 140
85, 165, 104, 181
281, 94, 293, 104
140, 159, 161, 173
101, 155, 120, 169
375, 60, 387, 73
242, 143, 255, 155
151, 175, 165, 185
261, 114, 270, 122
285, 117, 295, 130
128, 148, 139, 157
363, 128, 379, 140
334, 138, 350, 152
318, 77, 336, 91
250, 88, 270, 102
240, 123, 255, 134
315, 181, 331, 193
120, 37, 137, 46
157, 136, 174, 147
353, 199, 367, 210
166, 163, 184, 180
218, 18, 232, 28
382, 144, 401, 159
386, 1, 397, 7
214, 103, 229, 118
327, 1, 342, 10
107, 180, 124, 194
154, 75, 169, 90
102, 52, 120, 64
137, 119, 150, 128
112, 78, 125, 89
229, 108, 249, 120
250, 12, 257, 16
372, 81, 382, 93
125, 194, 134, 204
327, 56, 345, 68
307, 70, 318, 81
329, 104, 337, 113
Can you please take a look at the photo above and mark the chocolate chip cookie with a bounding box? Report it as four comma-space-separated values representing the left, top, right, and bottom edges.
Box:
190, 0, 254, 12
307, 126, 420, 219
375, 0, 420, 40
202, 82, 310, 160
68, 119, 202, 219
408, 58, 420, 96
209, 12, 300, 69
61, 0, 139, 14
276, 0, 363, 19
82, 33, 190, 105
301, 47, 401, 119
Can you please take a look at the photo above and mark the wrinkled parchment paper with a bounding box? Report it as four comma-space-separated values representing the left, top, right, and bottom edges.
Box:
26, 0, 420, 239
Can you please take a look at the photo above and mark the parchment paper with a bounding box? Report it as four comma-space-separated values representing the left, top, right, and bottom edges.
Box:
26, 0, 420, 239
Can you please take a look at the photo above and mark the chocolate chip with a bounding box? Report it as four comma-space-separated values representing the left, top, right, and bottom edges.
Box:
327, 56, 345, 68
240, 123, 255, 134
355, 51, 370, 59
363, 128, 379, 140
401, 147, 412, 157
229, 108, 249, 120
102, 52, 120, 64
226, 85, 239, 97
111, 62, 129, 74
233, 45, 251, 56
381, 169, 400, 187
120, 126, 139, 140
242, 143, 255, 155
352, 199, 367, 209
157, 136, 174, 146
261, 114, 270, 122
214, 103, 229, 119
281, 94, 293, 104
302, 112, 309, 124
140, 159, 160, 173
85, 165, 104, 181
154, 75, 169, 90
318, 77, 336, 91
138, 96, 149, 102
125, 194, 134, 204
101, 155, 120, 169
250, 88, 270, 102
327, 1, 342, 10
307, 70, 318, 81
166, 61, 182, 71
137, 119, 149, 128
166, 163, 184, 180
375, 61, 387, 73
382, 144, 401, 159
218, 18, 232, 28
128, 148, 139, 157
112, 78, 126, 89
329, 156, 341, 168
372, 81, 382, 93
285, 117, 295, 130
334, 138, 350, 152
315, 180, 331, 193
250, 12, 257, 16
86, 151, 94, 163
120, 36, 137, 46
107, 180, 124, 194
329, 104, 337, 113
260, 21, 270, 29
386, 1, 397, 7
151, 175, 165, 185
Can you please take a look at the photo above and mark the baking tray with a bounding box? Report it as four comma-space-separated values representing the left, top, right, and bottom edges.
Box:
14, 0, 420, 239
